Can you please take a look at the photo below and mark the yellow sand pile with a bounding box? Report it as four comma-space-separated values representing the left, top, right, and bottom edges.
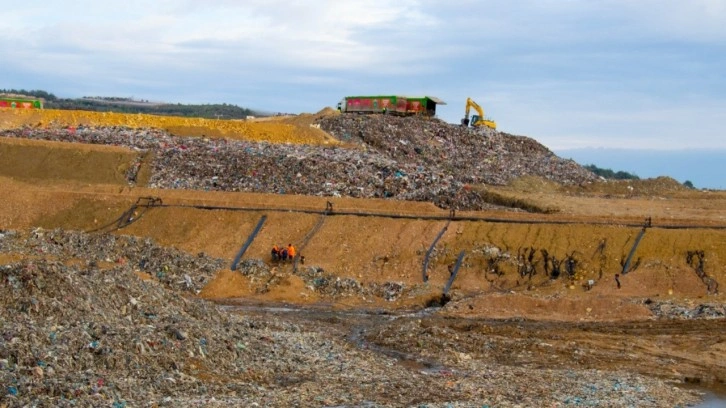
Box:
0, 108, 339, 145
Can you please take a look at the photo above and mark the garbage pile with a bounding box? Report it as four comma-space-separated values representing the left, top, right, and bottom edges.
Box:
0, 229, 411, 406
146, 135, 492, 210
645, 299, 726, 319
1, 115, 596, 211
0, 229, 408, 302
2, 257, 381, 406
317, 114, 596, 186
0, 228, 705, 406
0, 228, 224, 294
0, 126, 169, 150
0, 108, 314, 144
232, 260, 407, 301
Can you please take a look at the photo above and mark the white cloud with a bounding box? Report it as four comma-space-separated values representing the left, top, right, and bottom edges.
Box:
611, 0, 726, 42
0, 0, 446, 77
1, 0, 725, 151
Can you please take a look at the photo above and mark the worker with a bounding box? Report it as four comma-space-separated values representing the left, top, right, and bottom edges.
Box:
271, 244, 280, 261
280, 247, 288, 262
287, 244, 296, 261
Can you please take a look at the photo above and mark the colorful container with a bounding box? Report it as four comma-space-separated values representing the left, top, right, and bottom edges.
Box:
338, 96, 444, 116
0, 98, 43, 109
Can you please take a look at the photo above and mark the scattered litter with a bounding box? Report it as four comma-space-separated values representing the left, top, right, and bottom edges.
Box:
0, 227, 705, 406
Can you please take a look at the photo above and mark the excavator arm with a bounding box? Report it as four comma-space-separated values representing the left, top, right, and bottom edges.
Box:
462, 97, 496, 129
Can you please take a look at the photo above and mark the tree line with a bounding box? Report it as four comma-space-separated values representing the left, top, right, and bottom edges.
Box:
583, 164, 639, 180
0, 88, 258, 120
584, 164, 695, 189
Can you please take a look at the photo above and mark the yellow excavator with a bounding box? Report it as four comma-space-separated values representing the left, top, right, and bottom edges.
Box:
461, 97, 496, 129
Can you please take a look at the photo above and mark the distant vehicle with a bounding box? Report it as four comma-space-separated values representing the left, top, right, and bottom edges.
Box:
461, 97, 496, 129
0, 98, 43, 109
337, 95, 445, 117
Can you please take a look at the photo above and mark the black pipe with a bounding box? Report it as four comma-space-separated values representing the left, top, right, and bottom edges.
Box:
443, 250, 466, 296
622, 227, 647, 275
91, 197, 726, 233
292, 208, 331, 273
231, 215, 267, 271
422, 220, 451, 282
154, 203, 726, 230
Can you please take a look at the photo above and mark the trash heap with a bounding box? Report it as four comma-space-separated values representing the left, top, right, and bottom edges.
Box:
146, 135, 490, 210
1, 114, 596, 211
229, 260, 407, 301
0, 229, 412, 406
0, 228, 412, 302
645, 300, 726, 319
2, 258, 383, 406
0, 126, 170, 150
0, 228, 224, 294
317, 114, 595, 186
0, 228, 704, 407
0, 108, 316, 144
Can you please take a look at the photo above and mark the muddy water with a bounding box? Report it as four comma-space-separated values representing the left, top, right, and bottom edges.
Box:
222, 301, 726, 405
695, 394, 726, 407
222, 302, 447, 372
692, 383, 726, 407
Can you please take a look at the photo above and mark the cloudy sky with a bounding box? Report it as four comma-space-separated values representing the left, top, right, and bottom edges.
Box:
2, 0, 725, 183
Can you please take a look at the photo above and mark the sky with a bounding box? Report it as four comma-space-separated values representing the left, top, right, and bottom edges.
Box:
2, 0, 725, 187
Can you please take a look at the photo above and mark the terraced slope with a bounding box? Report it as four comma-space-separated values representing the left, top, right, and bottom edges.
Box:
1, 107, 725, 406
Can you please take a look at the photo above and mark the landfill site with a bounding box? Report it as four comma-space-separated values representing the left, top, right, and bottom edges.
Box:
1, 106, 726, 407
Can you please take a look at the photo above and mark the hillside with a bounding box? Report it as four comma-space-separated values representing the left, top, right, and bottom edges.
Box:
0, 90, 258, 119
1, 107, 725, 406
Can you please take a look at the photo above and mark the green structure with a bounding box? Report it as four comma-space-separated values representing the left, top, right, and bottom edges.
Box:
338, 95, 445, 116
0, 98, 43, 109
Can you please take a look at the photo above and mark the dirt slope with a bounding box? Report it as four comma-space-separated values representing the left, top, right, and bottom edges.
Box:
1, 156, 724, 319
2, 108, 725, 318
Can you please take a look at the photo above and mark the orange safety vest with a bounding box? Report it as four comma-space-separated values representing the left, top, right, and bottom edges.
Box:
287, 245, 296, 257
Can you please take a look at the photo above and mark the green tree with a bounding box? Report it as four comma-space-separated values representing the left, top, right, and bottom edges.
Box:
584, 164, 639, 180
0, 88, 57, 100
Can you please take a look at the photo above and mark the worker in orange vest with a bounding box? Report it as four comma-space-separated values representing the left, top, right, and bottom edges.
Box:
287, 243, 296, 261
